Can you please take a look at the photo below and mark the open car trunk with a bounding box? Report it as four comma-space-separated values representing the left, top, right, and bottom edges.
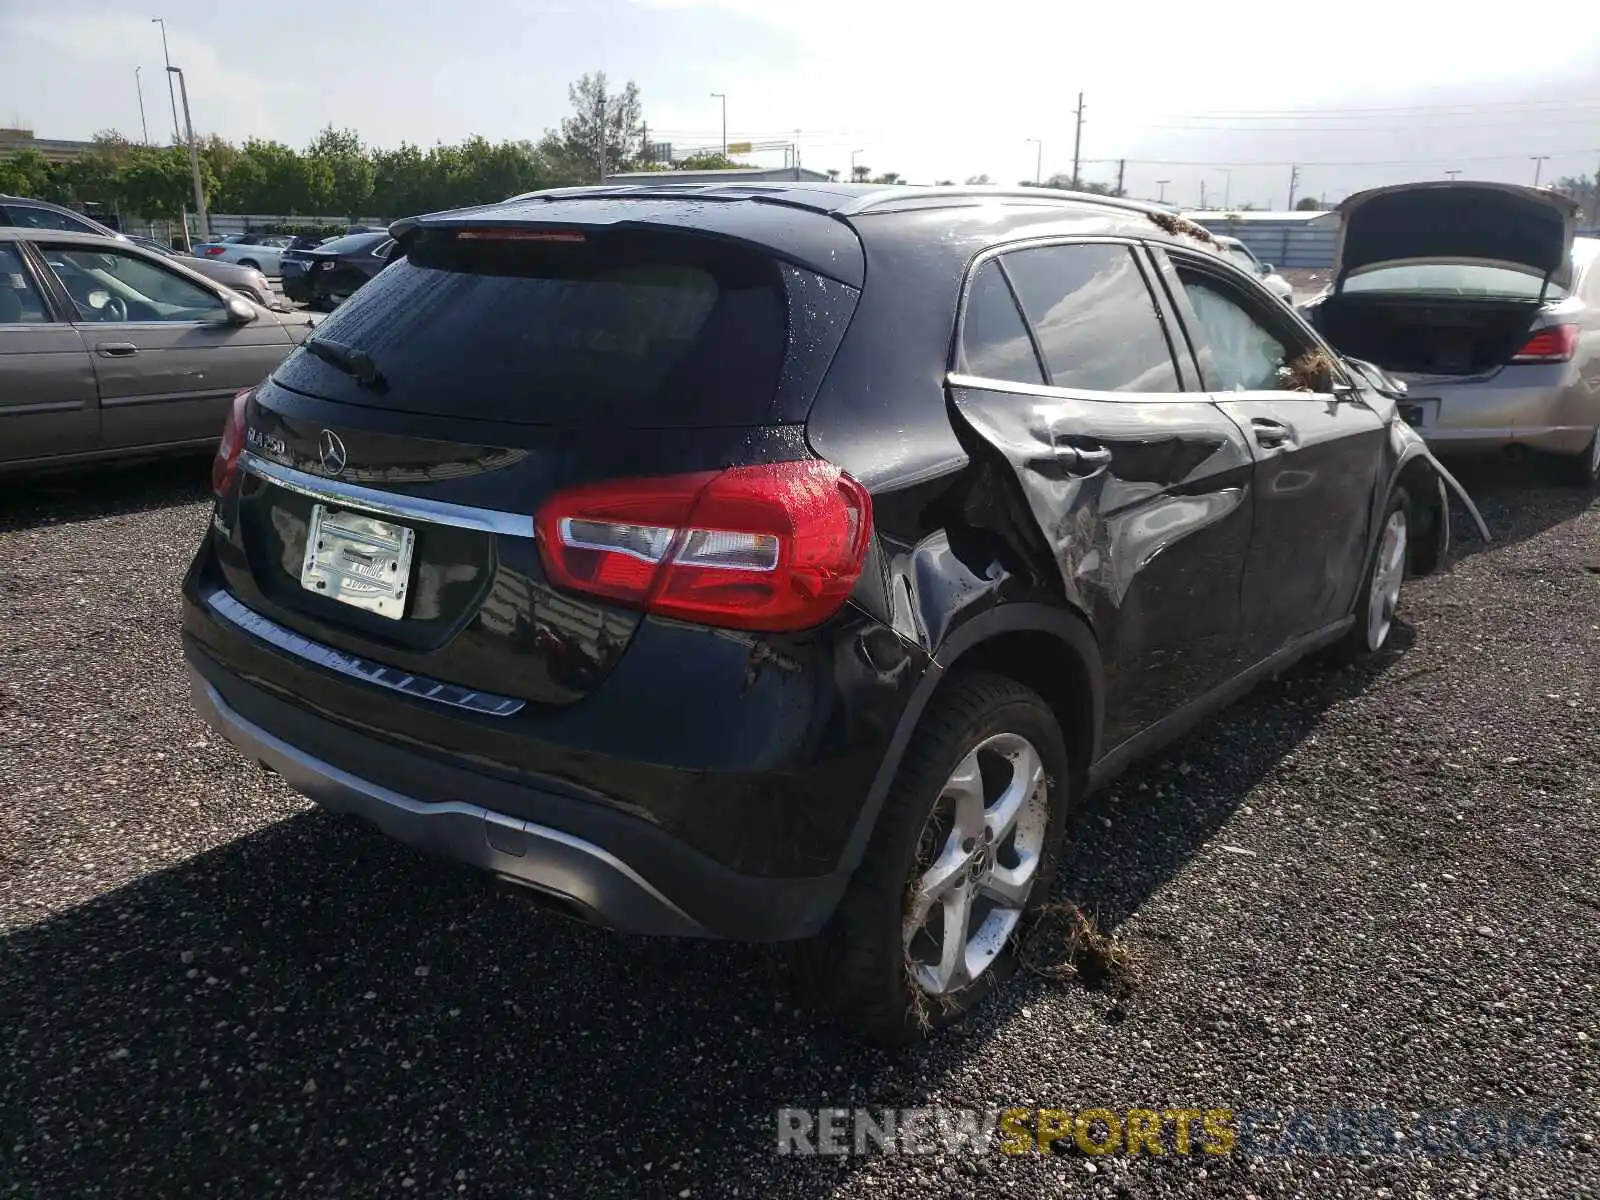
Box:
1310, 294, 1543, 377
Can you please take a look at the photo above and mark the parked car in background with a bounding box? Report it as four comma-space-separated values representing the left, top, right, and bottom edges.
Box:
0, 228, 312, 474
125, 234, 277, 307
192, 232, 294, 275
1302, 182, 1599, 486
279, 237, 333, 303
294, 230, 394, 309
1, 194, 130, 241
1213, 234, 1295, 304
182, 183, 1486, 1043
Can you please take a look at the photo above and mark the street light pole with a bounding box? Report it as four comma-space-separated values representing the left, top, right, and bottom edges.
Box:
152, 17, 180, 144
1222, 168, 1232, 209
851, 149, 862, 181
1445, 169, 1462, 181
710, 92, 726, 160
167, 67, 208, 241
1530, 155, 1549, 187
1025, 138, 1042, 185
135, 66, 149, 145
1156, 179, 1170, 203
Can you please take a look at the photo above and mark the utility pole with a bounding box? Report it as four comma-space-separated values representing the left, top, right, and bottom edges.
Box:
135, 66, 149, 145
1530, 155, 1549, 187
1200, 179, 1207, 209
710, 92, 727, 160
1222, 168, 1232, 209
1115, 159, 1125, 197
851, 149, 862, 181
640, 120, 648, 164
167, 66, 208, 240
1025, 138, 1042, 185
152, 17, 180, 144
1285, 163, 1300, 211
1070, 92, 1085, 188
1156, 179, 1170, 203
1444, 169, 1462, 181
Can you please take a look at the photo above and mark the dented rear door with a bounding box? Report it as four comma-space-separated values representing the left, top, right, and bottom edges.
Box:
946, 242, 1256, 751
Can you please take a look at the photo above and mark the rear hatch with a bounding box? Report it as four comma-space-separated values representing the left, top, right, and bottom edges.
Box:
209, 207, 863, 708
1309, 182, 1580, 378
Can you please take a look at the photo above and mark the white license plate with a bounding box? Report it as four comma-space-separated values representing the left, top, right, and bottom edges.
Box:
300, 504, 415, 620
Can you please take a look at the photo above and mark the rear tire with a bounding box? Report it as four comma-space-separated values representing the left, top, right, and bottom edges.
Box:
237, 258, 259, 271
1328, 487, 1409, 663
790, 672, 1071, 1043
1568, 429, 1600, 489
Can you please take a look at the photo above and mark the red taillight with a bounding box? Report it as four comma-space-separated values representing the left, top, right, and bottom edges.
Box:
202, 245, 227, 257
211, 388, 252, 497
1510, 325, 1577, 363
535, 460, 873, 632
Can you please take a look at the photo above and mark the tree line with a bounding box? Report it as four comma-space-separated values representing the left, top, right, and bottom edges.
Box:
0, 72, 807, 223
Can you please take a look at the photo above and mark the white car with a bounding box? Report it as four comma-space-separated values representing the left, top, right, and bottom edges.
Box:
1214, 235, 1296, 304
191, 233, 293, 276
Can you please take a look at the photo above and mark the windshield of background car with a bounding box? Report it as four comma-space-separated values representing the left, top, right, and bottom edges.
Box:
1226, 247, 1260, 273
1343, 262, 1568, 299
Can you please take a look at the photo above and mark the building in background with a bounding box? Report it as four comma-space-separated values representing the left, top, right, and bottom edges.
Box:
0, 129, 96, 165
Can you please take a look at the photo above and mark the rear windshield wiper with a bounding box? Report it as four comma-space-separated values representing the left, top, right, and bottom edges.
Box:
304, 337, 388, 394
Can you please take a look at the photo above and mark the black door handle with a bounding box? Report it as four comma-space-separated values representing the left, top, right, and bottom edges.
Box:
1251, 418, 1293, 448
96, 342, 138, 357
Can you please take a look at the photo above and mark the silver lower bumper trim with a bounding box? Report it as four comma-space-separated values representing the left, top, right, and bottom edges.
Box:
187, 668, 702, 936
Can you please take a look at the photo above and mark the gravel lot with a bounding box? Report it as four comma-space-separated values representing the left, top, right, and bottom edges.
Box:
1, 456, 1596, 1199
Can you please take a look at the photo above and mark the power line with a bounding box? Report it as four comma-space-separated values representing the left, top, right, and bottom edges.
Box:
1142, 114, 1600, 133
1077, 148, 1597, 168
1163, 96, 1600, 118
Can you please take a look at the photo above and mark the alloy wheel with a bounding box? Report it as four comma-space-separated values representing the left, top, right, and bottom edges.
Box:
1366, 508, 1407, 651
903, 732, 1050, 996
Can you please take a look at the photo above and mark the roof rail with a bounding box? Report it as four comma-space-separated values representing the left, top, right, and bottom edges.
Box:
835, 185, 1173, 219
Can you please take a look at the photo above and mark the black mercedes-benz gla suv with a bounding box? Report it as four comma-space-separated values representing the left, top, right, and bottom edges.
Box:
183, 183, 1485, 1041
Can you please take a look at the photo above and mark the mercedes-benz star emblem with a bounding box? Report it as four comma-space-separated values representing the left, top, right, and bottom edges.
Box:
318, 429, 348, 477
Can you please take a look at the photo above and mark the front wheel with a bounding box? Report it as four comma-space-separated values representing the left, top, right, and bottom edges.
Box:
791, 672, 1071, 1043
237, 258, 260, 271
1329, 487, 1409, 662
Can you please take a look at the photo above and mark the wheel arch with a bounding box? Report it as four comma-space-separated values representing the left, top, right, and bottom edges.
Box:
835, 602, 1104, 879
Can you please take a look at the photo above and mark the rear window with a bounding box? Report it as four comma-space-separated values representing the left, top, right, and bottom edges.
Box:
1344, 262, 1565, 300
275, 227, 791, 428
315, 233, 386, 255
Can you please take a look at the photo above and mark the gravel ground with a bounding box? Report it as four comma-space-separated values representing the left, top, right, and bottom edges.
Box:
0, 456, 1596, 1199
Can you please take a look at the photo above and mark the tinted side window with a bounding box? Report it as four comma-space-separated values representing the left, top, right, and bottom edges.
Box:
1176, 268, 1295, 392
1001, 244, 1180, 392
960, 260, 1043, 384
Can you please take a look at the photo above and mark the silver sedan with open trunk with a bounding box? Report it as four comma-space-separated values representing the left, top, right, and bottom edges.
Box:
1302, 182, 1600, 486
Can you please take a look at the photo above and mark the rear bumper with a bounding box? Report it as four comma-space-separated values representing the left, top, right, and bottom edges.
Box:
1421, 424, 1593, 455
186, 647, 851, 940
1397, 371, 1596, 456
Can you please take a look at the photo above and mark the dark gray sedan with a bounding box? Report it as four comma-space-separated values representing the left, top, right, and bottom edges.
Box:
0, 227, 314, 473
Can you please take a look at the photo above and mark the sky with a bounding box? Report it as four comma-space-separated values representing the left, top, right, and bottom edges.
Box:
2, 0, 1598, 210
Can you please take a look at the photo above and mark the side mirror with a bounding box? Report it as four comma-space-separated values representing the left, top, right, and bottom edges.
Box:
222, 295, 259, 325
1259, 262, 1274, 276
